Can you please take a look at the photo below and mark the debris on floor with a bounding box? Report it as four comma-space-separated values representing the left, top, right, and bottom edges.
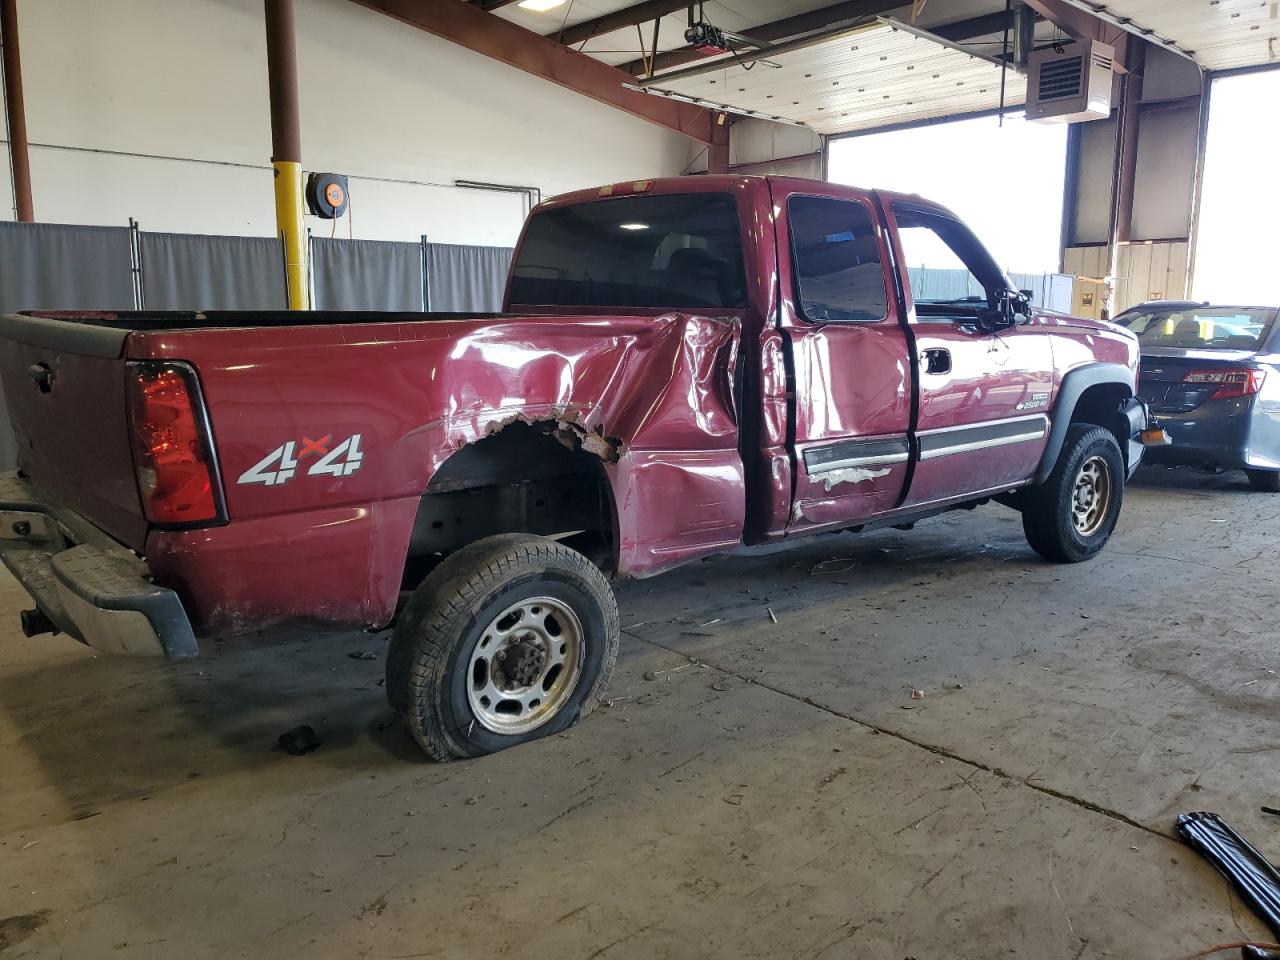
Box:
1177, 811, 1280, 938
810, 558, 857, 575
347, 650, 378, 661
277, 724, 321, 756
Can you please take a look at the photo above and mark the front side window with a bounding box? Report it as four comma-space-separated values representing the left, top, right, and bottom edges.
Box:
788, 195, 888, 322
1116, 307, 1276, 351
508, 193, 745, 309
893, 203, 1009, 320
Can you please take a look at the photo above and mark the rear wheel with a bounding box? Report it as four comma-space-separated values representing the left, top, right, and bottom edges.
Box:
1022, 424, 1125, 563
386, 533, 619, 761
1246, 469, 1280, 492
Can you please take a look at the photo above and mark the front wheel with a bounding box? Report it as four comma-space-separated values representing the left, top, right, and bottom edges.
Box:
1246, 469, 1280, 492
1021, 424, 1125, 563
386, 533, 619, 761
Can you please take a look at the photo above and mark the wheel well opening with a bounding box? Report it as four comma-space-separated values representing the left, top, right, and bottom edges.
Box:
404, 421, 617, 588
1070, 382, 1133, 464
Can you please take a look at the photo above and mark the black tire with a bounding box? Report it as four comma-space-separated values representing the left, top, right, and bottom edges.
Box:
386, 533, 618, 761
1021, 424, 1125, 563
1246, 469, 1280, 492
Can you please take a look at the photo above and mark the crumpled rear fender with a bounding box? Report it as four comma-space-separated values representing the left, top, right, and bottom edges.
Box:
420, 312, 746, 578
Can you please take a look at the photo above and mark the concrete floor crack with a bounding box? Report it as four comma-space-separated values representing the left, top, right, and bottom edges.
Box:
632, 633, 1169, 843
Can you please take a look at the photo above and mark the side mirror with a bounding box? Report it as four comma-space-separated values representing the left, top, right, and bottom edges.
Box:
977, 289, 1030, 332
975, 308, 1014, 333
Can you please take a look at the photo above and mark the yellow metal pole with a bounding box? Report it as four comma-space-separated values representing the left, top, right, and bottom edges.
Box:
264, 0, 308, 310
273, 160, 307, 310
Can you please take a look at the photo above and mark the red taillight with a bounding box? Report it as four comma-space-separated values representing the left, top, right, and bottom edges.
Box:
126, 362, 224, 526
1181, 368, 1266, 401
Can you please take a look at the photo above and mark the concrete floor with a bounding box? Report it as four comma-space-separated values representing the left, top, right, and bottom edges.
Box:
2, 465, 1279, 959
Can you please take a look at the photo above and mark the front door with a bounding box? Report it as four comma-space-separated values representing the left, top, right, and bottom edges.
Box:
880, 196, 1056, 507
772, 181, 913, 532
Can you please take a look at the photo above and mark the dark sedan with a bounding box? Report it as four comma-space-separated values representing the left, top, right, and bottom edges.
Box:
1113, 302, 1280, 491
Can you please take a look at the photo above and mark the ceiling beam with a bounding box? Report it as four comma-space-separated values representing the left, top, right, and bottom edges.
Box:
1019, 0, 1130, 66
931, 9, 1015, 43
351, 0, 717, 143
472, 0, 522, 10
550, 0, 690, 48
619, 0, 906, 77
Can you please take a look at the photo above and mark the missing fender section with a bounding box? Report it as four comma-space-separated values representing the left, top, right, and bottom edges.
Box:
483, 412, 622, 464
818, 466, 891, 491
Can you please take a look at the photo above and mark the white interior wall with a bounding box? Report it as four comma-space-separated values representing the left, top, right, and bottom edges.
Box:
729, 118, 822, 174
0, 0, 689, 245
1071, 115, 1116, 245
1130, 102, 1200, 241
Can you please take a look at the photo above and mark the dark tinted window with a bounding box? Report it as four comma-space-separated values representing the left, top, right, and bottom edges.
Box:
788, 195, 887, 322
1115, 306, 1277, 351
509, 193, 745, 309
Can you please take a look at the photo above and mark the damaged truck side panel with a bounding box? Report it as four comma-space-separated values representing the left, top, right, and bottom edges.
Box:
131, 310, 744, 637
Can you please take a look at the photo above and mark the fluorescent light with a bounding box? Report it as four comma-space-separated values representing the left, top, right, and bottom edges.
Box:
619, 223, 649, 231
517, 0, 565, 10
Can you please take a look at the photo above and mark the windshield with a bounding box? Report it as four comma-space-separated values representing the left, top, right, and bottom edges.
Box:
1116, 307, 1277, 351
508, 193, 746, 309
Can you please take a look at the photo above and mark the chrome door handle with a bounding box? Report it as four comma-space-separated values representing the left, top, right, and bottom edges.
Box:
921, 348, 951, 375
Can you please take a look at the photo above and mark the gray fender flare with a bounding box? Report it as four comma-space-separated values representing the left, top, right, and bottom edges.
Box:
1034, 363, 1135, 485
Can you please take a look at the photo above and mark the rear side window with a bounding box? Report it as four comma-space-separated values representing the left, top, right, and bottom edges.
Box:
508, 193, 746, 309
788, 195, 887, 322
1116, 307, 1276, 351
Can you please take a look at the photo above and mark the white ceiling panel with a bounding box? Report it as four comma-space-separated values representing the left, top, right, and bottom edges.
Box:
636, 21, 1028, 135
1057, 0, 1278, 70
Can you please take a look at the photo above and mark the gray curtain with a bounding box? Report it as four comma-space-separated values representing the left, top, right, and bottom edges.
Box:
139, 232, 286, 310
426, 243, 512, 312
0, 222, 135, 315
311, 237, 424, 311
0, 222, 137, 470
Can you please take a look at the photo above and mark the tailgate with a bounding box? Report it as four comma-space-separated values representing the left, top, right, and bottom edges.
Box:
0, 313, 148, 549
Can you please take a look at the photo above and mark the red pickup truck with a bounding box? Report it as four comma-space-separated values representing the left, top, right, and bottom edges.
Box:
0, 175, 1148, 760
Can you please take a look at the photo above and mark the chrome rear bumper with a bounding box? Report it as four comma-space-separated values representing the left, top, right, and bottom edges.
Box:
0, 474, 197, 658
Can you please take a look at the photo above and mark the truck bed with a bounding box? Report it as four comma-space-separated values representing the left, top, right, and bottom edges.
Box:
12, 309, 514, 332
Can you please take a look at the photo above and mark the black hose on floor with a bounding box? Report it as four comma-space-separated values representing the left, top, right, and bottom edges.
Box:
1177, 812, 1280, 940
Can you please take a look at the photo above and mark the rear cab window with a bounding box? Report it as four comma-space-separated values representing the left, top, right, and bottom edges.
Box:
787, 195, 888, 322
508, 193, 746, 310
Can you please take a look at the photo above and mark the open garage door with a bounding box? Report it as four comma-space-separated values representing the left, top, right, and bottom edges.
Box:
1192, 69, 1280, 305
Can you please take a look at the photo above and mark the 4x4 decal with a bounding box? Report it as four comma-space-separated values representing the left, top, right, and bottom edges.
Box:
238, 433, 364, 486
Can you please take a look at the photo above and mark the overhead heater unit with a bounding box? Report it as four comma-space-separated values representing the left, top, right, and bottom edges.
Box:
1026, 40, 1115, 123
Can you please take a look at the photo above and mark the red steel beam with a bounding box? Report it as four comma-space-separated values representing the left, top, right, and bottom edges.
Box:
351, 0, 716, 143
1, 0, 34, 222
707, 116, 729, 174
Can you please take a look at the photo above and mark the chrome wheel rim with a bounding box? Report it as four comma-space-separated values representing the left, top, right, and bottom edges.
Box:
1071, 455, 1112, 537
466, 596, 584, 735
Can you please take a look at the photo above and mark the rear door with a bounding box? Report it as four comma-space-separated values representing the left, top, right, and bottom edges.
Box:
881, 197, 1056, 507
0, 313, 147, 548
772, 180, 913, 531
